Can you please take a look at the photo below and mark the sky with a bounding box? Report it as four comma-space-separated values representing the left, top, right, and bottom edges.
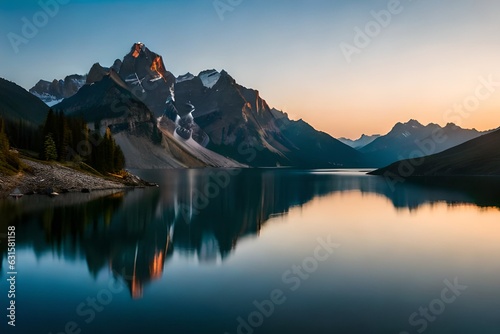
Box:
1, 0, 499, 139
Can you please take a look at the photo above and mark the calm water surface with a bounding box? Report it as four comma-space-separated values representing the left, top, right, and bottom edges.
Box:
1, 169, 500, 334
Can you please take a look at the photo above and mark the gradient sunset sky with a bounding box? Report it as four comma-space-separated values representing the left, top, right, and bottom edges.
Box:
1, 0, 499, 138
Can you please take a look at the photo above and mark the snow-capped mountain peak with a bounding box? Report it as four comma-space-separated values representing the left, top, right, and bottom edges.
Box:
199, 70, 221, 89
176, 73, 195, 84
29, 74, 87, 106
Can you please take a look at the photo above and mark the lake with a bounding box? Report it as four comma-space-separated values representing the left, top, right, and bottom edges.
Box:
1, 169, 500, 334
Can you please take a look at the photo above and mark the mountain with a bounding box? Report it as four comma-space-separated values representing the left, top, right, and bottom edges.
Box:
30, 74, 87, 106
86, 59, 122, 84
0, 77, 49, 125
117, 43, 176, 118
28, 43, 365, 168
20, 44, 494, 171
54, 44, 242, 169
339, 134, 380, 149
370, 128, 500, 177
173, 70, 366, 167
360, 119, 490, 167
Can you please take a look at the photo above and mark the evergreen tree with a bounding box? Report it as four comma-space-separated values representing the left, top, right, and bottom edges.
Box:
0, 118, 9, 153
44, 134, 58, 161
0, 118, 22, 173
43, 109, 57, 137
6, 117, 42, 152
90, 131, 106, 172
54, 110, 72, 161
86, 127, 126, 173
103, 128, 113, 172
113, 144, 125, 172
9, 107, 126, 173
41, 109, 56, 159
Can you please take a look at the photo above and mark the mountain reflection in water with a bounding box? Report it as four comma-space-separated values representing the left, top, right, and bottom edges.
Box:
1, 169, 499, 299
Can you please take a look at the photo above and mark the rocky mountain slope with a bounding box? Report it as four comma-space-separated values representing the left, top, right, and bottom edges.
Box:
0, 78, 49, 125
174, 70, 366, 167
53, 44, 243, 169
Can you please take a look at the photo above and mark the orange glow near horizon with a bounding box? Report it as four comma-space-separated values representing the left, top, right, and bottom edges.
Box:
4, 1, 500, 140
228, 21, 500, 140
259, 64, 500, 139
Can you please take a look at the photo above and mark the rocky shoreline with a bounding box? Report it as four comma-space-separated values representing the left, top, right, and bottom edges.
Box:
0, 159, 156, 199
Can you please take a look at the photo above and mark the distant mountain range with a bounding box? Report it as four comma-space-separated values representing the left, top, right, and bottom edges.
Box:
2, 42, 498, 172
359, 119, 492, 167
370, 128, 500, 177
30, 74, 87, 106
35, 43, 365, 168
339, 134, 380, 149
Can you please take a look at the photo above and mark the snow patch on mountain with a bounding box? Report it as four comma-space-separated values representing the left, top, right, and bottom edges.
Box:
30, 74, 87, 104
70, 77, 86, 89
31, 92, 63, 106
176, 73, 195, 83
47, 98, 64, 107
199, 70, 220, 89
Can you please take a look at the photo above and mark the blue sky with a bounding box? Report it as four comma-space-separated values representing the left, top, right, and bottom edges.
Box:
1, 0, 500, 137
